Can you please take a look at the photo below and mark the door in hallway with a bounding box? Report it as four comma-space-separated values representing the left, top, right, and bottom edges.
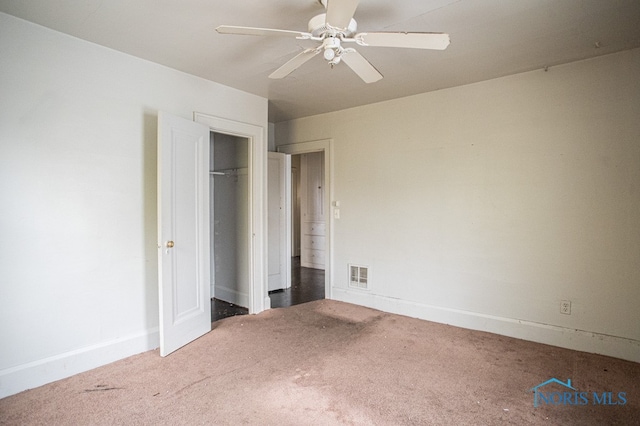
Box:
268, 152, 291, 292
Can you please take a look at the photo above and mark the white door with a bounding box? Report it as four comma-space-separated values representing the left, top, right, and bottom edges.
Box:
158, 112, 211, 357
268, 152, 291, 292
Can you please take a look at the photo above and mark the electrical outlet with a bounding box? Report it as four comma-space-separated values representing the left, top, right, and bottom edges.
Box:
560, 300, 571, 315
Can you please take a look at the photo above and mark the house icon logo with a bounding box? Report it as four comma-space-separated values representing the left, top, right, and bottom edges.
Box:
529, 378, 576, 407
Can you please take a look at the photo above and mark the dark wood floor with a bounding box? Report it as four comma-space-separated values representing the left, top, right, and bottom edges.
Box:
211, 257, 325, 322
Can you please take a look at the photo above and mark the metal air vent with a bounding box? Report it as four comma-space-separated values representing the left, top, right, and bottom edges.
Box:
349, 264, 369, 290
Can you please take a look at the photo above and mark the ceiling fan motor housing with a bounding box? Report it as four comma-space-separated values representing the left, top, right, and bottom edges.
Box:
308, 13, 357, 38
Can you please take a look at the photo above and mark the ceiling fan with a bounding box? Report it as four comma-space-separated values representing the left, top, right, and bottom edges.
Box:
216, 0, 450, 83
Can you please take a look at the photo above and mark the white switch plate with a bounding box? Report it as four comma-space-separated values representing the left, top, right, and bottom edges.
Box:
334, 209, 340, 219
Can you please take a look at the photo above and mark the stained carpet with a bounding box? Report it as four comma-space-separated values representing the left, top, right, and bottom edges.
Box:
1, 300, 638, 425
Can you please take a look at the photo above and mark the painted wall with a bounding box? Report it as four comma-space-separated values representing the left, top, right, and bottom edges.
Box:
276, 48, 640, 362
0, 13, 267, 397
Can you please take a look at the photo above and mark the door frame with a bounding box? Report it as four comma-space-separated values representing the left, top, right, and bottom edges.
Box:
277, 139, 333, 300
194, 112, 268, 314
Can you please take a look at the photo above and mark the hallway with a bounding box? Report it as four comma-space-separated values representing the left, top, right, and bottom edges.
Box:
211, 257, 324, 321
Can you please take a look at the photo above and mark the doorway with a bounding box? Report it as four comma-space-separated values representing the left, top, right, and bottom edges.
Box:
296, 152, 326, 270
210, 132, 250, 310
268, 151, 326, 309
278, 139, 333, 301
194, 112, 268, 315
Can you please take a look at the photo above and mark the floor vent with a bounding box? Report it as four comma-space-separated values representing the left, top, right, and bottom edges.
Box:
349, 264, 369, 290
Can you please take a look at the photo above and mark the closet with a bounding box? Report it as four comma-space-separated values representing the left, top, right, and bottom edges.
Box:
210, 132, 250, 307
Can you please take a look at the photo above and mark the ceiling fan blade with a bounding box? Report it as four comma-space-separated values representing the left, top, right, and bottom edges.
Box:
216, 25, 310, 38
341, 49, 383, 84
326, 0, 360, 30
269, 49, 320, 79
357, 32, 450, 50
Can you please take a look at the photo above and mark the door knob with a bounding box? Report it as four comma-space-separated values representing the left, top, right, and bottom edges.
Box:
166, 241, 174, 248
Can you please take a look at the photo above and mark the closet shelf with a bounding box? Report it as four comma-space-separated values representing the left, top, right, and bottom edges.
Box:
209, 167, 248, 176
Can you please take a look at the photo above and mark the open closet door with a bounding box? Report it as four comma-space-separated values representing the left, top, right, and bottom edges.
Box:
267, 152, 291, 292
157, 111, 211, 356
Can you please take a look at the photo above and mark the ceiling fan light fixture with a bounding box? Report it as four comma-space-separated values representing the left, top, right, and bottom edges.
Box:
323, 48, 336, 60
322, 36, 341, 62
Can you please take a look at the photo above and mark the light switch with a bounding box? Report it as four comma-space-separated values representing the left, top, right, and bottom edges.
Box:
334, 209, 340, 219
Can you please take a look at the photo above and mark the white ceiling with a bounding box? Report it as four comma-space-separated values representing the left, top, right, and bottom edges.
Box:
2, 0, 639, 122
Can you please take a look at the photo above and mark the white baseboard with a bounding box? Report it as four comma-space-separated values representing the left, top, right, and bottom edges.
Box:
0, 328, 159, 399
332, 288, 640, 363
3, 291, 636, 399
214, 285, 249, 308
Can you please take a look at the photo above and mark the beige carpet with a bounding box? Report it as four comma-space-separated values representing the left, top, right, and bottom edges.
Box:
1, 300, 638, 425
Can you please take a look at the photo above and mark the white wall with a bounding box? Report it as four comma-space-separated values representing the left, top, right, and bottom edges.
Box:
0, 12, 267, 398
276, 48, 640, 362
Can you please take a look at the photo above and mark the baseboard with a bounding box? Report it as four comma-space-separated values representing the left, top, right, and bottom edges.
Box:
332, 288, 640, 363
214, 285, 249, 308
0, 328, 159, 399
